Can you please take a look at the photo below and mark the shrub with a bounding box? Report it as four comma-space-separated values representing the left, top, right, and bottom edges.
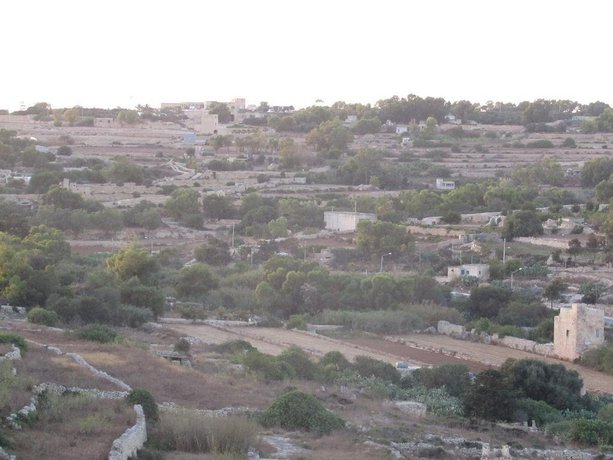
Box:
353, 356, 400, 384
115, 304, 153, 327
277, 346, 317, 380
177, 304, 207, 320
56, 145, 73, 156
526, 140, 554, 148
286, 314, 307, 330
261, 390, 344, 434
174, 338, 191, 354
27, 307, 60, 327
570, 418, 613, 446
599, 404, 613, 422
242, 350, 294, 381
152, 410, 257, 454
582, 345, 613, 375
411, 364, 471, 398
515, 399, 563, 426
213, 340, 255, 355
0, 333, 27, 352
319, 351, 352, 371
71, 324, 118, 343
127, 389, 159, 422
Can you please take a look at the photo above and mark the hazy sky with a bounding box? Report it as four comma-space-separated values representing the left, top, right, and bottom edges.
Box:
2, 0, 611, 111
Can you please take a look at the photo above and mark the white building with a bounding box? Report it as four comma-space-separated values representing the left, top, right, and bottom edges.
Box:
447, 264, 490, 282
396, 125, 409, 135
435, 178, 455, 190
324, 211, 377, 232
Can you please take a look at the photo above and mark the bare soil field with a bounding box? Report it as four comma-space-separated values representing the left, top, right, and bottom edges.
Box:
165, 322, 613, 394
396, 334, 613, 394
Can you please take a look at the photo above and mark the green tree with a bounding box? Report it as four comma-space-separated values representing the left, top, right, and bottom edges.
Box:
463, 369, 515, 421
581, 157, 613, 187
116, 110, 139, 125
466, 285, 512, 320
268, 216, 288, 238
202, 194, 235, 220
175, 263, 218, 299
306, 118, 353, 152
165, 189, 203, 228
106, 244, 158, 282
501, 359, 583, 411
207, 102, 232, 123
355, 220, 414, 259
579, 281, 606, 304
543, 279, 566, 307
194, 238, 232, 266
42, 186, 85, 209
501, 210, 544, 241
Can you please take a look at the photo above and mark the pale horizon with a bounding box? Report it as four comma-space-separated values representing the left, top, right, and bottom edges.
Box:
2, 0, 612, 111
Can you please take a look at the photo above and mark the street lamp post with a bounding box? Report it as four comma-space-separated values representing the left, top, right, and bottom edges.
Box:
510, 267, 523, 290
380, 252, 392, 272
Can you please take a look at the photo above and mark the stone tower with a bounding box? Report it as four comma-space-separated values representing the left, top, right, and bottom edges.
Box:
553, 303, 604, 361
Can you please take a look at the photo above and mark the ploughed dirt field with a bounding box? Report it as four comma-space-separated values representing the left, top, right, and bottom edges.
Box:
165, 322, 613, 394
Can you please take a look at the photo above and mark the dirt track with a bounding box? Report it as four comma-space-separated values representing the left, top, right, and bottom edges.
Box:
166, 322, 613, 394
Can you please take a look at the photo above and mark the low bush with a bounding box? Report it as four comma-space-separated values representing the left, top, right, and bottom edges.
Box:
71, 324, 118, 343
570, 418, 613, 446
353, 356, 400, 384
173, 338, 191, 354
151, 410, 258, 454
127, 389, 159, 422
261, 390, 344, 434
0, 333, 27, 352
526, 140, 554, 148
27, 307, 59, 327
286, 314, 307, 330
581, 345, 613, 375
213, 339, 255, 355
242, 350, 295, 381
515, 399, 563, 426
277, 346, 317, 380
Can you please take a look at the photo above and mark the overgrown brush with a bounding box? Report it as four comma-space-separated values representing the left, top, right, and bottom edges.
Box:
0, 333, 27, 352
69, 324, 118, 343
313, 306, 463, 334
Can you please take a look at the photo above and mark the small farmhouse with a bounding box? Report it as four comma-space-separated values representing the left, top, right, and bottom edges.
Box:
447, 264, 490, 282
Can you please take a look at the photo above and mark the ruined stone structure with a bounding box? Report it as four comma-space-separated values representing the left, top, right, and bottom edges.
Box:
554, 303, 604, 361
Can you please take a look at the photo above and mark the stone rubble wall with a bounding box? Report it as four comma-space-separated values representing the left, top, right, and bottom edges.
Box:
436, 320, 557, 359
0, 344, 22, 362
65, 352, 132, 391
108, 404, 147, 460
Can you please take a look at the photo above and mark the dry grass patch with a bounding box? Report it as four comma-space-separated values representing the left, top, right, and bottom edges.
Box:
0, 360, 35, 416
9, 393, 133, 460
149, 409, 259, 457
293, 431, 392, 460
14, 347, 121, 391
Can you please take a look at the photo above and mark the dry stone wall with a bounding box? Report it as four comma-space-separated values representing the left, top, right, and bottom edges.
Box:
108, 404, 147, 460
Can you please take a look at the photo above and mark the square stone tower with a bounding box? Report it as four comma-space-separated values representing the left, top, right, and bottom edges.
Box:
553, 303, 604, 361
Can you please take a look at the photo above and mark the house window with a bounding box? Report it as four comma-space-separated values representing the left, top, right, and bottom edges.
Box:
566, 330, 569, 338
596, 330, 600, 338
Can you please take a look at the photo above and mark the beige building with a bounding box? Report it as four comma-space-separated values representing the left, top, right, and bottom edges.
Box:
553, 303, 604, 361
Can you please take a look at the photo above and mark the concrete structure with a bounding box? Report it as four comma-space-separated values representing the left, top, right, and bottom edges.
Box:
198, 113, 219, 134
94, 117, 115, 128
324, 211, 377, 232
554, 303, 605, 361
447, 264, 490, 282
435, 178, 455, 190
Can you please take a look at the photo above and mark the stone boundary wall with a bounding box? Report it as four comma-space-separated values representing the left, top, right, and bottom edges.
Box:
108, 404, 147, 460
436, 320, 557, 358
66, 352, 132, 391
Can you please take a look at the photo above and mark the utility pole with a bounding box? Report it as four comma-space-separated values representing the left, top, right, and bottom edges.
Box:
502, 238, 506, 265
